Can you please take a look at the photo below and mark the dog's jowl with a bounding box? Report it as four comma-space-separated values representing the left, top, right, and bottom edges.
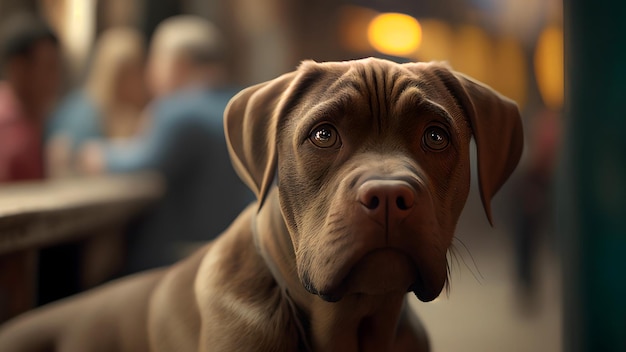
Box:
0, 58, 523, 352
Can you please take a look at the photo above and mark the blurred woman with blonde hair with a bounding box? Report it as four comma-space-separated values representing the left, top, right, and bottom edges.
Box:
78, 15, 253, 272
46, 27, 148, 176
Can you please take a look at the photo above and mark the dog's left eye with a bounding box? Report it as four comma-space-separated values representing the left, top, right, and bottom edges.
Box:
423, 126, 449, 151
309, 124, 340, 148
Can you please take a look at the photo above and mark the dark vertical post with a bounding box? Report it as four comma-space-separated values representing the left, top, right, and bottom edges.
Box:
562, 1, 626, 351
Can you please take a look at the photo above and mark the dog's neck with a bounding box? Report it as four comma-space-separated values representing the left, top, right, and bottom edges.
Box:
253, 189, 408, 352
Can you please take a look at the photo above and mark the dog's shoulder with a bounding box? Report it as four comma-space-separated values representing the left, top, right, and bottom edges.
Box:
191, 205, 302, 351
147, 242, 211, 351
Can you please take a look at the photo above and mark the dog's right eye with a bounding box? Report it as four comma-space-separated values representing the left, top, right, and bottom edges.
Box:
309, 124, 340, 148
422, 126, 450, 151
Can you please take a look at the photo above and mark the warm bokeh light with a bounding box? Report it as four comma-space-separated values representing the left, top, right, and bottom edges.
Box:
535, 25, 564, 110
414, 20, 527, 109
66, 0, 96, 68
492, 36, 528, 108
414, 19, 454, 62
449, 24, 492, 84
367, 13, 422, 57
337, 6, 379, 53
40, 0, 96, 76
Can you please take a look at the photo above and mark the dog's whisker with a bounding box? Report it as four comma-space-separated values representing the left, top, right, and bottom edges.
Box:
443, 256, 452, 297
449, 245, 463, 274
451, 236, 485, 284
446, 248, 456, 276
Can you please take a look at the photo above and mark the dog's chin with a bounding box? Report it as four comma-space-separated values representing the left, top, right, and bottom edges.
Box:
411, 284, 445, 302
410, 271, 447, 302
307, 249, 419, 303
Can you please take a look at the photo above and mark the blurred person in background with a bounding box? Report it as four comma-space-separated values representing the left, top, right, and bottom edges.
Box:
513, 109, 561, 304
0, 13, 61, 182
0, 12, 72, 308
46, 27, 148, 177
80, 15, 252, 272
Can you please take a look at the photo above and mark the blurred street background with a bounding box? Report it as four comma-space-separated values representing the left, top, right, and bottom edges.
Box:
0, 0, 575, 351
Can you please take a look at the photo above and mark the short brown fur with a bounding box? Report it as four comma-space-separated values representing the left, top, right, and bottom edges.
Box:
0, 58, 522, 351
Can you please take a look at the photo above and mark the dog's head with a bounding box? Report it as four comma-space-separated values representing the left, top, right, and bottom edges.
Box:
225, 58, 522, 303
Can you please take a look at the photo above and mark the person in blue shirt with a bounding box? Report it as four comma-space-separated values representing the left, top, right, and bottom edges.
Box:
80, 16, 253, 272
46, 27, 147, 176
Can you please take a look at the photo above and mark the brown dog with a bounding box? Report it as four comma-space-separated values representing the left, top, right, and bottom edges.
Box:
0, 58, 523, 351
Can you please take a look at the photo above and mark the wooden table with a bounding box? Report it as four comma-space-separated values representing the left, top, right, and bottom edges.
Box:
0, 173, 164, 321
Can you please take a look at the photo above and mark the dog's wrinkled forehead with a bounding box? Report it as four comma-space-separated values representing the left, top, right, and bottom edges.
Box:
281, 58, 466, 130
224, 57, 522, 222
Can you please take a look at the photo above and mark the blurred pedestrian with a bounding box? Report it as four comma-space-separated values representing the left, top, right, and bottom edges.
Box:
47, 27, 147, 177
0, 12, 72, 310
80, 15, 252, 271
0, 13, 61, 182
513, 109, 561, 305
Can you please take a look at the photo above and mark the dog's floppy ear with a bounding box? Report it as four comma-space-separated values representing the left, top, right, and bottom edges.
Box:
430, 64, 524, 225
224, 72, 297, 208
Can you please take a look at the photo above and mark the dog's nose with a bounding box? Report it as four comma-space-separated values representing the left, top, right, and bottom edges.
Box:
357, 180, 415, 224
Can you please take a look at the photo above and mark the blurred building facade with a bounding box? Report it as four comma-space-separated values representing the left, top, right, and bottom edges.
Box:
0, 0, 563, 113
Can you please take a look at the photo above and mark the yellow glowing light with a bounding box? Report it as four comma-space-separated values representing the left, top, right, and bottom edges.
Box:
492, 36, 528, 108
414, 19, 454, 62
54, 0, 96, 76
449, 25, 492, 85
367, 13, 422, 57
338, 6, 379, 53
535, 25, 564, 110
